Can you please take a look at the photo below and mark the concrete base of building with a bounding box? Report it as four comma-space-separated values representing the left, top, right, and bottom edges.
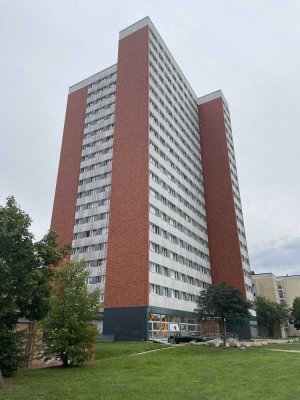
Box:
103, 306, 148, 341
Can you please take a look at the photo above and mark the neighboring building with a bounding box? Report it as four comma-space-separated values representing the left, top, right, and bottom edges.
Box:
252, 273, 283, 304
279, 275, 300, 309
252, 273, 300, 337
51, 17, 255, 340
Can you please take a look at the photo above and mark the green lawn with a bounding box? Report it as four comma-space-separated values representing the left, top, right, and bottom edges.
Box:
265, 342, 300, 351
2, 342, 300, 400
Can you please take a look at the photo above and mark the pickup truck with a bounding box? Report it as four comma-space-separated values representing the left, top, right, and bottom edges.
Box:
167, 332, 239, 344
167, 331, 209, 344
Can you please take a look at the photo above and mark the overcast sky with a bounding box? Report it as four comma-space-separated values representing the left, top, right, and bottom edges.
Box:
1, 0, 299, 276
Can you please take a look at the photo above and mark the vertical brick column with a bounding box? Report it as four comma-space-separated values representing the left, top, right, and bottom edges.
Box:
105, 26, 150, 310
51, 86, 88, 250
198, 98, 246, 297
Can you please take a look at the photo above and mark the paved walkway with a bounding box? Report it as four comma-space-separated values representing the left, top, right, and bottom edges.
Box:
130, 347, 175, 356
269, 349, 300, 354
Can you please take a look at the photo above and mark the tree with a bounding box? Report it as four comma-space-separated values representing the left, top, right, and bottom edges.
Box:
195, 282, 251, 346
39, 260, 101, 367
256, 296, 290, 337
0, 196, 67, 377
291, 297, 300, 330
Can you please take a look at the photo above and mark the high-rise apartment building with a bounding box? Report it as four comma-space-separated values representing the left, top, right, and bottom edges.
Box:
51, 17, 256, 340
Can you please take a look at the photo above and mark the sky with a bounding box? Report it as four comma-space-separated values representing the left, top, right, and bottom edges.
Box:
0, 0, 299, 276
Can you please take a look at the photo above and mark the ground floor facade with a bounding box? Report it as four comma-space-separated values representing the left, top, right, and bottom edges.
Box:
101, 306, 258, 341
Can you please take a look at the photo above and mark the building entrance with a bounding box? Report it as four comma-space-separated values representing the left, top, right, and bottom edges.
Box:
148, 313, 201, 339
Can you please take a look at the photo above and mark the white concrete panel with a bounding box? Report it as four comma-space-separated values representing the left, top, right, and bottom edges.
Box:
69, 64, 117, 94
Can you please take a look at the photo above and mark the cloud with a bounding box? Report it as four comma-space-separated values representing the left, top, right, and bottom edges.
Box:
0, 1, 299, 263
250, 236, 300, 276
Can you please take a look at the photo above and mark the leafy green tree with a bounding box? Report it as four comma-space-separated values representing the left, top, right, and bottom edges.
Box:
40, 260, 101, 367
0, 196, 67, 377
195, 282, 251, 345
291, 297, 300, 330
256, 296, 290, 337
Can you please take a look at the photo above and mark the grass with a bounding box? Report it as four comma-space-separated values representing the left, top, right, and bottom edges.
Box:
94, 341, 168, 359
265, 342, 300, 351
2, 342, 300, 400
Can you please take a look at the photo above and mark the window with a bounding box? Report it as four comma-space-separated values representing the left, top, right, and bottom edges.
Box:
150, 284, 160, 295
150, 223, 159, 234
150, 284, 155, 294
162, 229, 168, 239
150, 242, 159, 253
149, 263, 160, 274
150, 188, 157, 198
170, 234, 176, 243
150, 206, 157, 215
87, 275, 105, 285
169, 270, 176, 279
149, 263, 156, 273
162, 247, 168, 257
88, 259, 106, 268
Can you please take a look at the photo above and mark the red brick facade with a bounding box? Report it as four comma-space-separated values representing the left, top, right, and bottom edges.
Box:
105, 27, 150, 308
198, 98, 246, 297
51, 86, 88, 250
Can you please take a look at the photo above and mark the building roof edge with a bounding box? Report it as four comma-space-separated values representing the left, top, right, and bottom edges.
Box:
197, 90, 229, 108
68, 64, 117, 94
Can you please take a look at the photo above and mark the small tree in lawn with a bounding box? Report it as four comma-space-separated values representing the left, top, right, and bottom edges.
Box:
195, 282, 252, 346
256, 296, 290, 337
291, 297, 300, 330
0, 196, 67, 379
40, 260, 101, 367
